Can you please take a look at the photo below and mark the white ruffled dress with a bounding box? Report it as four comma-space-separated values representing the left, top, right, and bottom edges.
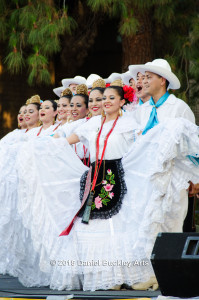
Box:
14, 116, 199, 291
0, 125, 60, 277
57, 118, 89, 160
0, 128, 28, 274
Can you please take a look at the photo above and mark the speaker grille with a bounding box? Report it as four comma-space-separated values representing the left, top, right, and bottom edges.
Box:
182, 236, 199, 258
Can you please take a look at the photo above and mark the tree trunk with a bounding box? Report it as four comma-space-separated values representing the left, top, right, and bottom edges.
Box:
122, 10, 153, 71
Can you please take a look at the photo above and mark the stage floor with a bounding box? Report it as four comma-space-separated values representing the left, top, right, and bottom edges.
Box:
0, 274, 161, 299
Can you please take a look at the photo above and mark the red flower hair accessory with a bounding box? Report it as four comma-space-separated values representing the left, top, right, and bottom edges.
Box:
123, 85, 137, 103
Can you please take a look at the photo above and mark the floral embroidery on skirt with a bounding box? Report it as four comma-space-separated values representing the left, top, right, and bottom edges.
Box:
79, 159, 127, 219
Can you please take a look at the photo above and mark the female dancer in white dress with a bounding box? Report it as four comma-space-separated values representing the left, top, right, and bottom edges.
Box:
72, 80, 106, 164
57, 88, 72, 125
24, 96, 41, 130
58, 79, 105, 138
88, 78, 106, 118
17, 105, 28, 130
0, 97, 60, 276
2, 83, 102, 285
55, 85, 88, 138
55, 80, 105, 167
58, 83, 104, 163
26, 99, 59, 138
0, 95, 42, 274
0, 105, 27, 145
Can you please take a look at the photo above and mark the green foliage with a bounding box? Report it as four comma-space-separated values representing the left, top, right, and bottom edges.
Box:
191, 17, 199, 43
0, 16, 8, 40
89, 0, 199, 107
27, 51, 48, 67
10, 7, 20, 26
190, 59, 199, 78
58, 14, 77, 34
8, 30, 20, 48
0, 0, 77, 85
1, 0, 199, 95
111, 0, 128, 18
88, 0, 128, 18
28, 68, 51, 86
19, 5, 37, 28
119, 16, 139, 36
4, 49, 25, 74
27, 27, 44, 45
87, 0, 113, 12
132, 0, 173, 10
0, 0, 6, 13
0, 0, 8, 40
41, 37, 61, 56
27, 51, 50, 85
153, 3, 175, 26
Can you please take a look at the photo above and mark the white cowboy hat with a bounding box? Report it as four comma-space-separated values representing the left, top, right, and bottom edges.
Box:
86, 74, 101, 89
62, 76, 86, 88
129, 59, 180, 90
127, 65, 143, 81
121, 71, 134, 86
104, 72, 122, 84
53, 86, 65, 97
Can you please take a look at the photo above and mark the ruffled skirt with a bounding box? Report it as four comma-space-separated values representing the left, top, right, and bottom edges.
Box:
0, 141, 27, 275
2, 118, 199, 291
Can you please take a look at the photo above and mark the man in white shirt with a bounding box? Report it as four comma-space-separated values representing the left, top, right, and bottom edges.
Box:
128, 58, 196, 290
129, 59, 195, 129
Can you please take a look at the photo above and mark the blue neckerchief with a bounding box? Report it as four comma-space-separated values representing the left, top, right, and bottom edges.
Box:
187, 155, 199, 166
139, 99, 144, 106
142, 91, 170, 135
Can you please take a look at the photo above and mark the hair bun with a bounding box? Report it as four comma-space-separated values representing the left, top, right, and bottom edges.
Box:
26, 94, 41, 105
76, 84, 88, 96
92, 78, 106, 89
110, 79, 123, 87
26, 98, 31, 105
61, 88, 73, 97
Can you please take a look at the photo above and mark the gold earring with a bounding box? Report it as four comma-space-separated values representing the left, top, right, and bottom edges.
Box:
87, 112, 92, 118
119, 108, 123, 117
18, 123, 21, 129
101, 110, 106, 117
37, 120, 42, 127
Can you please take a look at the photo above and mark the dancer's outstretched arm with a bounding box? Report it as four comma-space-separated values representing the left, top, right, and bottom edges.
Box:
66, 133, 80, 145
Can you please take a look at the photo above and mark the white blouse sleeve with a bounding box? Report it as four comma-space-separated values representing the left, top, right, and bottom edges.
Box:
122, 129, 140, 144
74, 116, 101, 146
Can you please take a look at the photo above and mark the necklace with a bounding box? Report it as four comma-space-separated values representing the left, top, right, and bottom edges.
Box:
91, 116, 119, 192
75, 144, 90, 167
81, 116, 119, 224
37, 126, 43, 136
37, 123, 61, 136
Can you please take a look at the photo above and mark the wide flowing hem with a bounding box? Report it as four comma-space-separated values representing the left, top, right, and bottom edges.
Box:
12, 118, 199, 290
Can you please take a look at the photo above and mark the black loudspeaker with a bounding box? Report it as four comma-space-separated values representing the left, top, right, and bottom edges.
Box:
151, 232, 199, 298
